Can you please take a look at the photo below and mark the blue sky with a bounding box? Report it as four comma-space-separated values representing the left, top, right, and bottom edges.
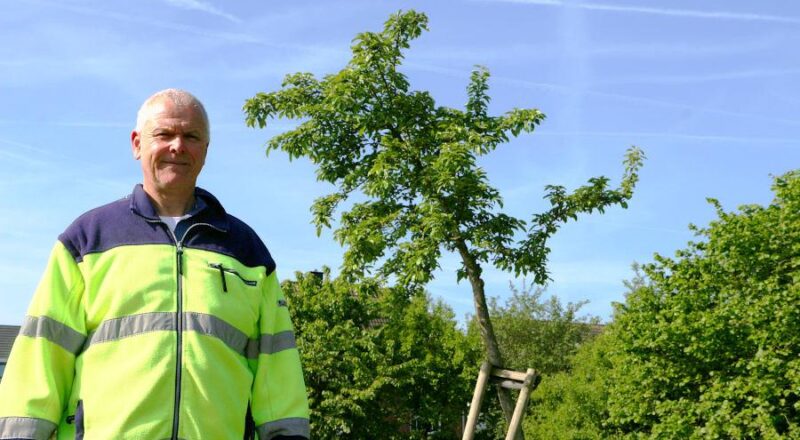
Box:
1, 0, 798, 325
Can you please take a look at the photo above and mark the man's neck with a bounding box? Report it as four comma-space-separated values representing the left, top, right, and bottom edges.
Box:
143, 185, 195, 216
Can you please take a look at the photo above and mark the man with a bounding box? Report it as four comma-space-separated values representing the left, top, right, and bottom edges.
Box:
0, 90, 310, 439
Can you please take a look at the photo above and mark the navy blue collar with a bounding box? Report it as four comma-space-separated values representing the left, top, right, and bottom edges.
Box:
129, 184, 229, 232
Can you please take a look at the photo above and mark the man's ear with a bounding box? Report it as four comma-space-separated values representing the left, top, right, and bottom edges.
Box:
131, 130, 141, 160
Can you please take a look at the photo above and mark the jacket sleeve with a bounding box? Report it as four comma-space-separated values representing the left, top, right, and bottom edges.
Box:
0, 241, 86, 440
249, 270, 310, 440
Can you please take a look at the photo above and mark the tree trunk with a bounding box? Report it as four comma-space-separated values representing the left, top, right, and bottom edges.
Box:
454, 238, 524, 440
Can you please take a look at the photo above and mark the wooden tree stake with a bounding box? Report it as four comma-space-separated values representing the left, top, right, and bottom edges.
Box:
462, 361, 540, 440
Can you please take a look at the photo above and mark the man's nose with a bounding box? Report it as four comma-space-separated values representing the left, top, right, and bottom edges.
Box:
168, 136, 187, 154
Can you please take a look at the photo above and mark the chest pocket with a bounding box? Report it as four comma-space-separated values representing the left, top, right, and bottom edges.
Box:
182, 254, 263, 337
208, 262, 258, 293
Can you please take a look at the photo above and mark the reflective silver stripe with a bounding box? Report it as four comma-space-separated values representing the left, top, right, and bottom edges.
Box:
246, 338, 260, 359
245, 331, 297, 359
256, 417, 310, 440
0, 417, 57, 440
20, 316, 85, 355
83, 312, 253, 357
85, 312, 175, 348
184, 312, 249, 355
259, 331, 297, 355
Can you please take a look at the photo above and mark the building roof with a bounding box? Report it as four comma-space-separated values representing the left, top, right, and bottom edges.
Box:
0, 325, 20, 363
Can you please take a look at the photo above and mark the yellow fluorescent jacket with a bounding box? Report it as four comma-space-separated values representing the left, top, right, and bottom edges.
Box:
0, 185, 310, 440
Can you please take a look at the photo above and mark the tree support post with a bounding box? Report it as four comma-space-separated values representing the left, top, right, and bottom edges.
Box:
462, 362, 540, 440
463, 362, 492, 440
504, 367, 537, 440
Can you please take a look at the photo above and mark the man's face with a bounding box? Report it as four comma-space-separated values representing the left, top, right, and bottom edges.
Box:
131, 99, 209, 195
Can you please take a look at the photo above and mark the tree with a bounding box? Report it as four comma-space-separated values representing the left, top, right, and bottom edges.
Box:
523, 332, 619, 439
284, 269, 480, 439
467, 282, 603, 438
244, 10, 644, 430
484, 280, 599, 375
606, 170, 800, 437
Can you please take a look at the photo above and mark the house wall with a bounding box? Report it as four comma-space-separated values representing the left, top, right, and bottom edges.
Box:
0, 325, 20, 382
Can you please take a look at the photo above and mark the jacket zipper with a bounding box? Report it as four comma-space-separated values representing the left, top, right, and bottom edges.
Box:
207, 263, 257, 292
148, 220, 224, 440
171, 241, 183, 440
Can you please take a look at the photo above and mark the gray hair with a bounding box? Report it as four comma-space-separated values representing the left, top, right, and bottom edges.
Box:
135, 88, 210, 137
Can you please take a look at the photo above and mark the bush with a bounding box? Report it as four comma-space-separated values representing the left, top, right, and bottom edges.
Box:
607, 171, 800, 438
284, 269, 480, 439
525, 332, 620, 439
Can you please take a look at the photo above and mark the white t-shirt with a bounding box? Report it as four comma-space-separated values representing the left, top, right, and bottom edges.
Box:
159, 214, 191, 234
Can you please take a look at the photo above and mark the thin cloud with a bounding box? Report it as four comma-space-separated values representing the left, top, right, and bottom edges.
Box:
0, 148, 53, 168
533, 130, 800, 145
28, 0, 263, 45
223, 45, 347, 80
410, 38, 774, 64
488, 0, 800, 25
600, 67, 800, 85
0, 137, 132, 192
163, 0, 241, 24
0, 119, 127, 128
406, 61, 566, 92
579, 219, 686, 236
28, 0, 346, 52
404, 61, 800, 127
0, 137, 51, 154
53, 121, 130, 128
581, 3, 800, 25
494, 75, 800, 128
766, 89, 800, 106
549, 259, 634, 286
587, 36, 778, 59
0, 264, 41, 281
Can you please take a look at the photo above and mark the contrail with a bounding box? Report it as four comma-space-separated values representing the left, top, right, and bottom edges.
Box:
163, 0, 241, 24
598, 67, 800, 85
0, 137, 52, 156
581, 3, 800, 25
28, 0, 343, 51
27, 0, 264, 45
494, 75, 800, 128
490, 0, 800, 25
534, 130, 800, 146
404, 63, 800, 128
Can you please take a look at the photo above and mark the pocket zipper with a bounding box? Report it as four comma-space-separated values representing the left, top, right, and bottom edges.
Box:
208, 263, 257, 292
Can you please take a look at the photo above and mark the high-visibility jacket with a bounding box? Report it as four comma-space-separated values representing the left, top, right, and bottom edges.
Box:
0, 185, 310, 440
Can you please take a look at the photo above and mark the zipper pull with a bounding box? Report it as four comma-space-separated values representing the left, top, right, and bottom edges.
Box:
209, 263, 228, 292
218, 265, 227, 292
177, 247, 184, 276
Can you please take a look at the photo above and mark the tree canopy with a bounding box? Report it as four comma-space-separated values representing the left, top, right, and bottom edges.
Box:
245, 10, 642, 289
245, 9, 643, 432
